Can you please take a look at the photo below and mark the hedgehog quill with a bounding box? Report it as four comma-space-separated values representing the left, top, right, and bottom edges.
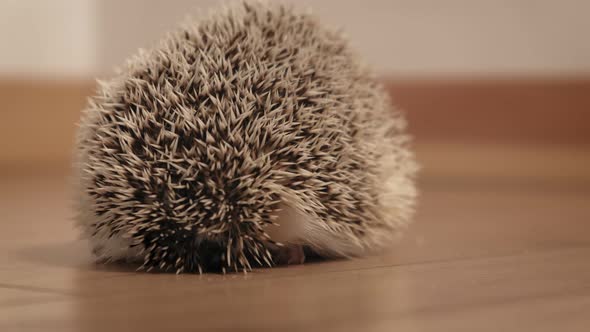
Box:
74, 1, 417, 273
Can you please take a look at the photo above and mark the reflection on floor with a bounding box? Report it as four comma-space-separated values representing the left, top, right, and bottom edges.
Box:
1, 169, 589, 331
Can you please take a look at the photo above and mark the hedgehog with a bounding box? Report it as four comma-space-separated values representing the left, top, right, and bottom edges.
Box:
74, 1, 417, 273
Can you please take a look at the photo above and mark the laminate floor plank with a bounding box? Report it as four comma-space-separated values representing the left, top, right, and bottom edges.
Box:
1, 174, 589, 331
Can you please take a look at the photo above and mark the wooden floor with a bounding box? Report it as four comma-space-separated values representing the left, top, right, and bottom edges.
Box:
1, 168, 589, 331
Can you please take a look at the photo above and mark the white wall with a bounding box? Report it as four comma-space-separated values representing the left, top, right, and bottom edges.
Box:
0, 0, 97, 78
1, 0, 590, 78
95, 0, 590, 77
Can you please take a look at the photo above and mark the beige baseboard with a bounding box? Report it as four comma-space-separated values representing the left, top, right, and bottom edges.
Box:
385, 77, 590, 145
0, 79, 94, 166
416, 142, 590, 188
1, 77, 589, 183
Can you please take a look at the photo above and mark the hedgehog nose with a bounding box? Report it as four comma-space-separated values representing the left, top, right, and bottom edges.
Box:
197, 240, 225, 271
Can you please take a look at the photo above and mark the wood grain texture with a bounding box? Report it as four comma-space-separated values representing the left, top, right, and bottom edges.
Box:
2, 77, 589, 331
1, 171, 589, 331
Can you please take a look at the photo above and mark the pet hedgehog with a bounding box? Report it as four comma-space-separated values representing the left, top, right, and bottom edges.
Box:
74, 1, 417, 273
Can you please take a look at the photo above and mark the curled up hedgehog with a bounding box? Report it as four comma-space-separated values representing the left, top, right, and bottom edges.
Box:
74, 1, 417, 273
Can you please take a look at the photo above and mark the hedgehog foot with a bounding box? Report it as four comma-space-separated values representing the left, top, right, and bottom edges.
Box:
274, 244, 305, 265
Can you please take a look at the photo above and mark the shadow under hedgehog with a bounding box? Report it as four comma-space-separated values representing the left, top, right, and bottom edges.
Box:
74, 1, 417, 273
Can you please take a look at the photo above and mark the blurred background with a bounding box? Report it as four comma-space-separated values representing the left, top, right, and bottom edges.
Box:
1, 0, 589, 183
1, 2, 589, 329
